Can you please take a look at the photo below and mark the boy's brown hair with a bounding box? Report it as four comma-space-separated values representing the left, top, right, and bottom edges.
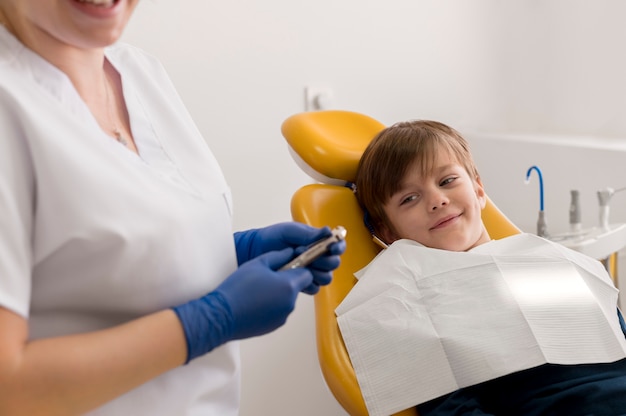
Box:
355, 120, 480, 239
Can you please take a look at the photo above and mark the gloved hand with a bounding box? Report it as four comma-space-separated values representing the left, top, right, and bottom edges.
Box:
173, 248, 317, 363
234, 222, 346, 294
235, 222, 334, 263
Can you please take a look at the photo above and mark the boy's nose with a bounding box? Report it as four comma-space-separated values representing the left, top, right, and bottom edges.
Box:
429, 192, 449, 211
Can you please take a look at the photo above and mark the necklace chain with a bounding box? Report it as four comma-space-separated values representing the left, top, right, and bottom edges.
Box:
103, 74, 128, 147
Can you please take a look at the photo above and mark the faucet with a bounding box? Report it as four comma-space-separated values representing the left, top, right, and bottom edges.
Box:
597, 186, 626, 230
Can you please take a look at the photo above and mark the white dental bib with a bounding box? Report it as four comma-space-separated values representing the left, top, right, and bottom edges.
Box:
335, 233, 626, 416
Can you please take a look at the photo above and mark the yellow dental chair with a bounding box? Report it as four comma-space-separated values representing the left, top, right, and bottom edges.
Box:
282, 110, 522, 416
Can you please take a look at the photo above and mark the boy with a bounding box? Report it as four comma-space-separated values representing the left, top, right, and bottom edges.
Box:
339, 120, 626, 416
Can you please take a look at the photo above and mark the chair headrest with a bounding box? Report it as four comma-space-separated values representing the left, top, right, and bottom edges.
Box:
281, 110, 386, 184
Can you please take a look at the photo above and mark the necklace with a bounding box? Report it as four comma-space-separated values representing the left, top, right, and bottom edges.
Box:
103, 74, 128, 147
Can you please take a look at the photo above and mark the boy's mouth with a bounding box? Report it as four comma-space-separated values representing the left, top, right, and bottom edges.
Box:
75, 0, 118, 7
430, 214, 460, 230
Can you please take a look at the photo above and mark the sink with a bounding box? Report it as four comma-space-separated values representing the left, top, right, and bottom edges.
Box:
549, 223, 626, 260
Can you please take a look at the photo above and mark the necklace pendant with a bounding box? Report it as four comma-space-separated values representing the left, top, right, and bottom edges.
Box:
115, 130, 128, 147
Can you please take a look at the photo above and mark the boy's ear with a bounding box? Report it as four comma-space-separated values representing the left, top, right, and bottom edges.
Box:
475, 176, 487, 209
379, 225, 398, 246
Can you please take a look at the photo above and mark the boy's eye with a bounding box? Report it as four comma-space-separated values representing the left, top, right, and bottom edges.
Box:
400, 194, 418, 205
440, 176, 458, 186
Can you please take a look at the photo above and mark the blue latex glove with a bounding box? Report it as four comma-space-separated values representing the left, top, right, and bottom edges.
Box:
235, 222, 333, 263
234, 222, 346, 295
173, 248, 318, 363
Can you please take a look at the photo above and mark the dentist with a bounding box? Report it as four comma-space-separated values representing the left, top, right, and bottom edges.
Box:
0, 1, 345, 415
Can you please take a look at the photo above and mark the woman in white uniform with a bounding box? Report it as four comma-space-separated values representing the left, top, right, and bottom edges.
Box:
0, 1, 345, 415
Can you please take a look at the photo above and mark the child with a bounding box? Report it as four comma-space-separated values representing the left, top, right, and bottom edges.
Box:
341, 120, 626, 416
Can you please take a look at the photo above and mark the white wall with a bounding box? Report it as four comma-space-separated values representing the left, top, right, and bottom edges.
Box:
122, 1, 626, 415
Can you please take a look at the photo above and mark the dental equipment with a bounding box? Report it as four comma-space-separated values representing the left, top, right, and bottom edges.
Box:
525, 165, 548, 237
280, 226, 347, 270
569, 189, 582, 233
597, 186, 626, 231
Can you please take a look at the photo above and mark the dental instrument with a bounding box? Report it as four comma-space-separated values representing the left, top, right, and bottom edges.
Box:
525, 165, 548, 237
569, 189, 582, 233
597, 186, 626, 231
280, 226, 347, 270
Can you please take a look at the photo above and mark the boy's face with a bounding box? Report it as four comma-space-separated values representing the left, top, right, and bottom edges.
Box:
381, 151, 490, 251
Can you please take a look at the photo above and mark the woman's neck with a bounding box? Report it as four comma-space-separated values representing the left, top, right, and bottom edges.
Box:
0, 9, 106, 100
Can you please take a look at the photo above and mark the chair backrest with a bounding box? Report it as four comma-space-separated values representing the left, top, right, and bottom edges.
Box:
282, 110, 521, 416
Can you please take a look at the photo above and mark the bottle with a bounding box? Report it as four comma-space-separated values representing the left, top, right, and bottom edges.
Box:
569, 189, 582, 233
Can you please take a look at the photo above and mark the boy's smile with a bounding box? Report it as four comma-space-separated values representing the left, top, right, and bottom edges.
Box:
430, 213, 461, 230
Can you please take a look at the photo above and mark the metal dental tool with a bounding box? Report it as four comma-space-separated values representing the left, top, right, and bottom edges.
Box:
280, 226, 347, 271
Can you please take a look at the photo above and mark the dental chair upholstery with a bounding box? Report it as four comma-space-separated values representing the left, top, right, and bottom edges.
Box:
282, 110, 522, 416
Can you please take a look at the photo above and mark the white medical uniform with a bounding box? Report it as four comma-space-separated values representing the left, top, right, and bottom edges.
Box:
0, 26, 240, 415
